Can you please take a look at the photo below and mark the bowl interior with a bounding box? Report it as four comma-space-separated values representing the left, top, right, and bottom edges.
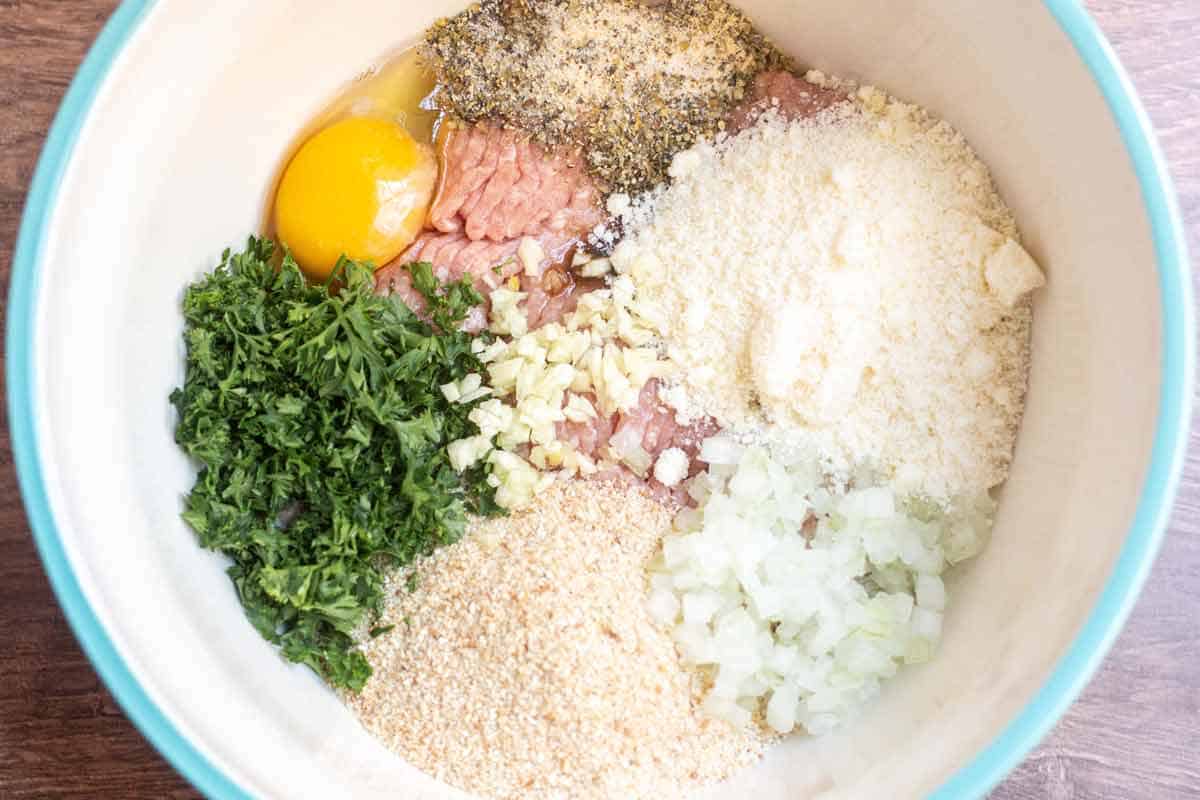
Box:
23, 0, 1170, 797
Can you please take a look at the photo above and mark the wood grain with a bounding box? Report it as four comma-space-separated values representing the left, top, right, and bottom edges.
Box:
0, 1, 1196, 798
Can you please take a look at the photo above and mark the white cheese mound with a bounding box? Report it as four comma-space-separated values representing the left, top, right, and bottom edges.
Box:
646, 437, 994, 734
620, 90, 1042, 502
652, 447, 690, 487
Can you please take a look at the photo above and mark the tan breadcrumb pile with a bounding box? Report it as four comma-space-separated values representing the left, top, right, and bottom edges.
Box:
346, 479, 762, 799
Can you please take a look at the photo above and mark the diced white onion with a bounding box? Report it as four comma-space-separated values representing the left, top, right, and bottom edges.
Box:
647, 438, 993, 735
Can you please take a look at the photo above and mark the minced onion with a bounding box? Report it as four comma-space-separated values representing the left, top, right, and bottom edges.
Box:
646, 436, 994, 735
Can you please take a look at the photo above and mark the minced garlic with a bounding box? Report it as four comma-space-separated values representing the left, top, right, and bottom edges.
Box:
447, 273, 674, 508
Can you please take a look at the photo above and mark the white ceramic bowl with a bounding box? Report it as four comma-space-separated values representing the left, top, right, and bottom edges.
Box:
9, 1, 1193, 798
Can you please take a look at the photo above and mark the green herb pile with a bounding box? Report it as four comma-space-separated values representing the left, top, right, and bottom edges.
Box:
170, 237, 500, 690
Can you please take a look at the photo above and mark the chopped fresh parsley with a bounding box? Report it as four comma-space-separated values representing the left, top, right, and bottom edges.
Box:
170, 237, 501, 690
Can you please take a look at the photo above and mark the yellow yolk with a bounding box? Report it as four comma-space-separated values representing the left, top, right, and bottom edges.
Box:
274, 116, 437, 281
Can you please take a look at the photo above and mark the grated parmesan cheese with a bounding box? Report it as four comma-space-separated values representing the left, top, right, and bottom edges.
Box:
621, 90, 1043, 502
653, 447, 690, 487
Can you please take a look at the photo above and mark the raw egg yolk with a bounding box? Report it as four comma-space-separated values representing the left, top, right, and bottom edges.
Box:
274, 116, 437, 281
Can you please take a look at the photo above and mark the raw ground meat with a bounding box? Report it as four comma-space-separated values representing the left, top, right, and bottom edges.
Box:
727, 70, 847, 134
375, 228, 581, 331
431, 124, 601, 242
375, 123, 604, 330
519, 273, 606, 330
561, 381, 718, 504
374, 235, 600, 333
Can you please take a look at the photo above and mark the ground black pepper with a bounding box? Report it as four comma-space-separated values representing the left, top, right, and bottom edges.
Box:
423, 0, 786, 193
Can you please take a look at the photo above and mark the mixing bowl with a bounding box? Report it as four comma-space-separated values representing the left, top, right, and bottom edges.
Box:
8, 1, 1193, 797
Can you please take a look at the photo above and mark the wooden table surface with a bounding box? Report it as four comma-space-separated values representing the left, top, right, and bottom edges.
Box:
1, 2, 1197, 798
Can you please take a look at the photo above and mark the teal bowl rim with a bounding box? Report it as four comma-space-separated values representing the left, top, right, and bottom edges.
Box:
7, 1, 1193, 798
